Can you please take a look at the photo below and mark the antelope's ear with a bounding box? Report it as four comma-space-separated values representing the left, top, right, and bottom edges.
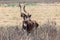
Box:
21, 13, 23, 17
29, 15, 31, 18
21, 13, 25, 17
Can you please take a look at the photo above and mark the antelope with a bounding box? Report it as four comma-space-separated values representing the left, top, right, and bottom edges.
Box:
19, 3, 39, 35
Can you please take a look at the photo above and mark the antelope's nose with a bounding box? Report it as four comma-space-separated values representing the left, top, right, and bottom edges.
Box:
26, 18, 30, 20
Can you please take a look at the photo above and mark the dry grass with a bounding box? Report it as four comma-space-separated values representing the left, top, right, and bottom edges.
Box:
0, 3, 60, 27
0, 20, 59, 40
0, 3, 60, 40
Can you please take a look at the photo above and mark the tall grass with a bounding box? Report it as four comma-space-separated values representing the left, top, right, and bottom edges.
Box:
0, 20, 59, 40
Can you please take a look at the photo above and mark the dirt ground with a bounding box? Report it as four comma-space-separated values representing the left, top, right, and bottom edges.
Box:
0, 3, 60, 27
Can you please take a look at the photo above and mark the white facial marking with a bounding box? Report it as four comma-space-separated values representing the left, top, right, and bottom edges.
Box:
24, 23, 27, 26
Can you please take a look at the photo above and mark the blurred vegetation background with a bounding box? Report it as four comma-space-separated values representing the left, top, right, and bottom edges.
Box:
0, 3, 38, 7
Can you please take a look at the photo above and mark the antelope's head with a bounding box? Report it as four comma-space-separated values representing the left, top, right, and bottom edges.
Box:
19, 3, 31, 20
